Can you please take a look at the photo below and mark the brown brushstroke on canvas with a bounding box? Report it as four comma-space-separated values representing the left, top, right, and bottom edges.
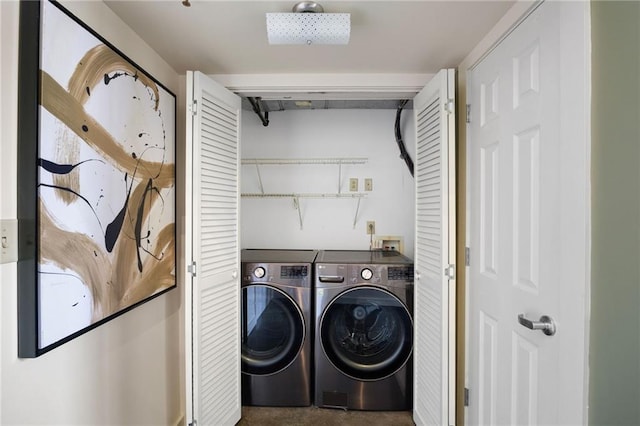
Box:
120, 223, 175, 308
40, 195, 174, 319
39, 199, 110, 321
39, 44, 175, 325
51, 45, 161, 205
67, 44, 160, 111
108, 179, 159, 302
53, 127, 80, 204
41, 71, 174, 188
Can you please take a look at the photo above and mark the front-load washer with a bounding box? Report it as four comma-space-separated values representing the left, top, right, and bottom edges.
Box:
314, 250, 414, 411
241, 249, 317, 406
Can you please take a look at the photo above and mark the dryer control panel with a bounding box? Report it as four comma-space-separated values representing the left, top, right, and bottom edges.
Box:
316, 263, 413, 288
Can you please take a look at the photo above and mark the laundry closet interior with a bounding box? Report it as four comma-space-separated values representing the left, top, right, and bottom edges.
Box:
238, 101, 421, 414
185, 67, 455, 426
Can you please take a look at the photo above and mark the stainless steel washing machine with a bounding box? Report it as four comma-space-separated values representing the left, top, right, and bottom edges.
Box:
241, 249, 317, 406
314, 250, 414, 411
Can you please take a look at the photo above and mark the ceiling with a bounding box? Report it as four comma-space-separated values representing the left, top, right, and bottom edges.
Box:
103, 0, 516, 109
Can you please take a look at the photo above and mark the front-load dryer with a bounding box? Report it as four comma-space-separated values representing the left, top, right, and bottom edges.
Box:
314, 250, 414, 411
241, 249, 317, 406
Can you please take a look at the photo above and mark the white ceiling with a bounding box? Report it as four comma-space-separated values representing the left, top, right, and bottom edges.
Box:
103, 0, 516, 76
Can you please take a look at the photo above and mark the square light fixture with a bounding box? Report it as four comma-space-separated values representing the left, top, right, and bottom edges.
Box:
266, 2, 350, 45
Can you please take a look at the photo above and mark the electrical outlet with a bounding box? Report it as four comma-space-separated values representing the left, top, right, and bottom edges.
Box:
349, 178, 358, 192
366, 221, 375, 235
364, 178, 373, 191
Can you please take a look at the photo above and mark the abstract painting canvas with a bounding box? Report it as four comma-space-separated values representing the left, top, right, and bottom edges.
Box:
18, 0, 176, 357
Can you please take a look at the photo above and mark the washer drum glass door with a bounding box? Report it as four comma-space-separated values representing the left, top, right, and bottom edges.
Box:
242, 285, 305, 375
320, 287, 413, 381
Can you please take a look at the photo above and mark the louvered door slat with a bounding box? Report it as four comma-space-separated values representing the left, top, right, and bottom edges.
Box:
186, 71, 242, 426
413, 69, 456, 426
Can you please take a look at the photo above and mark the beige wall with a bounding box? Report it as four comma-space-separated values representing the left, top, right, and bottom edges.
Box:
0, 1, 183, 424
589, 1, 640, 424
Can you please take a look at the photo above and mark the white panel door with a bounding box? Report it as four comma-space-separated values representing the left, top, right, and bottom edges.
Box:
467, 2, 589, 425
413, 69, 456, 426
185, 71, 242, 426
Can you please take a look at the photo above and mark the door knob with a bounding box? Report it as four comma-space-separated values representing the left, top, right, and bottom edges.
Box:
517, 314, 556, 336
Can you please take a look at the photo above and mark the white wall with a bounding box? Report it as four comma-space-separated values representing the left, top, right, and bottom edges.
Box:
240, 108, 416, 259
1, 1, 183, 424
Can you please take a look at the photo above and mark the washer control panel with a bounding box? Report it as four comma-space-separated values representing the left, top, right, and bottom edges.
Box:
242, 262, 312, 287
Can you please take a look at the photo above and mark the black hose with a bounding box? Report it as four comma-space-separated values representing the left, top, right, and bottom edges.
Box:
394, 100, 414, 177
247, 97, 269, 127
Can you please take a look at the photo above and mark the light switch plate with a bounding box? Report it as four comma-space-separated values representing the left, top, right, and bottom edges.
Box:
1, 219, 18, 264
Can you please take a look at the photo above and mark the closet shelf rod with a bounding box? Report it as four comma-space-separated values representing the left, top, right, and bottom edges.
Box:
241, 158, 368, 166
241, 193, 367, 198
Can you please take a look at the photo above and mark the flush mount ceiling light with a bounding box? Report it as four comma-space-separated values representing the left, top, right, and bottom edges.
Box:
266, 1, 350, 45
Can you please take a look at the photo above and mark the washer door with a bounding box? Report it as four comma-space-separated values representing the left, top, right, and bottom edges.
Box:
320, 287, 413, 381
241, 285, 305, 376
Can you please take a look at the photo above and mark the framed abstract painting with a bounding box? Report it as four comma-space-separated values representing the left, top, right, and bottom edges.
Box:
17, 0, 177, 357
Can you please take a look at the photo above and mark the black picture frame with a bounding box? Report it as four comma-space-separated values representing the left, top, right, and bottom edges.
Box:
18, 0, 177, 357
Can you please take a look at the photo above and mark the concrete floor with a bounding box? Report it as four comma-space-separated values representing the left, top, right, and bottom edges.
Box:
236, 406, 415, 426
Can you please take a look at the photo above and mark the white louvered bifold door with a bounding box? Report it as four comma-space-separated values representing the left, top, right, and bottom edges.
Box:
412, 69, 456, 426
185, 71, 241, 426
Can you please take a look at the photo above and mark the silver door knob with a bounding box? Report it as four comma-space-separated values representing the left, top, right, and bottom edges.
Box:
517, 314, 556, 336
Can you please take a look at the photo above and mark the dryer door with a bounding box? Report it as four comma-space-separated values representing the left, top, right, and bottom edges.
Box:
242, 285, 305, 376
320, 287, 413, 381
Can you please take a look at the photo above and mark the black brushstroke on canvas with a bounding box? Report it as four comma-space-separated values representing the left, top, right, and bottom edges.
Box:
134, 178, 159, 272
104, 173, 131, 253
104, 70, 139, 86
103, 71, 125, 85
38, 158, 102, 174
39, 183, 105, 233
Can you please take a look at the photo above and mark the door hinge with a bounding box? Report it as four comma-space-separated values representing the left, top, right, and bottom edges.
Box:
188, 261, 197, 277
189, 420, 197, 426
190, 99, 198, 116
466, 104, 471, 123
445, 264, 455, 280
464, 388, 470, 406
445, 98, 455, 114
465, 247, 470, 266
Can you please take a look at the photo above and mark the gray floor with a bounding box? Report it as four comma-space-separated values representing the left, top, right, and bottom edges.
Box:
237, 406, 415, 426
